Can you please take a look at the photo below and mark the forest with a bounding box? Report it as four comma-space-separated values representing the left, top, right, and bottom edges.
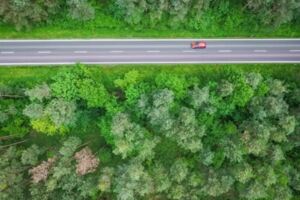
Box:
1, 0, 300, 199
0, 64, 300, 200
0, 0, 300, 37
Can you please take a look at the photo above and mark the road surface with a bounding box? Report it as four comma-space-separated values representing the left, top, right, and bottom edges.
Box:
0, 39, 300, 65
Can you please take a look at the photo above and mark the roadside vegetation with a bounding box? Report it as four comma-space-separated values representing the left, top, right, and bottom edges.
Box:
1, 64, 300, 199
0, 0, 300, 38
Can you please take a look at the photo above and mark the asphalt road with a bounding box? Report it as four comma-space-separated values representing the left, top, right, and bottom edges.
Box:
0, 39, 300, 65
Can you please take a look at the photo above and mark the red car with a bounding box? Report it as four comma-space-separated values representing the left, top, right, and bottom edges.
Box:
191, 41, 206, 49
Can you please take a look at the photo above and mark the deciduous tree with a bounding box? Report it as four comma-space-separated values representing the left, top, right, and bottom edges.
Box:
246, 0, 300, 27
74, 147, 99, 176
67, 0, 95, 21
25, 83, 51, 102
0, 0, 60, 30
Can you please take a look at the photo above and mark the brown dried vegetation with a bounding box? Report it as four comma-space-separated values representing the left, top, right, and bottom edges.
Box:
74, 147, 99, 176
29, 157, 56, 183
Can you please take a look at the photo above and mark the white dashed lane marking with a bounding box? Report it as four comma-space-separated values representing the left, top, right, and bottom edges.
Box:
182, 50, 197, 53
110, 51, 124, 53
218, 50, 232, 53
74, 51, 88, 54
1, 51, 15, 54
254, 50, 267, 53
147, 50, 161, 53
38, 51, 51, 54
